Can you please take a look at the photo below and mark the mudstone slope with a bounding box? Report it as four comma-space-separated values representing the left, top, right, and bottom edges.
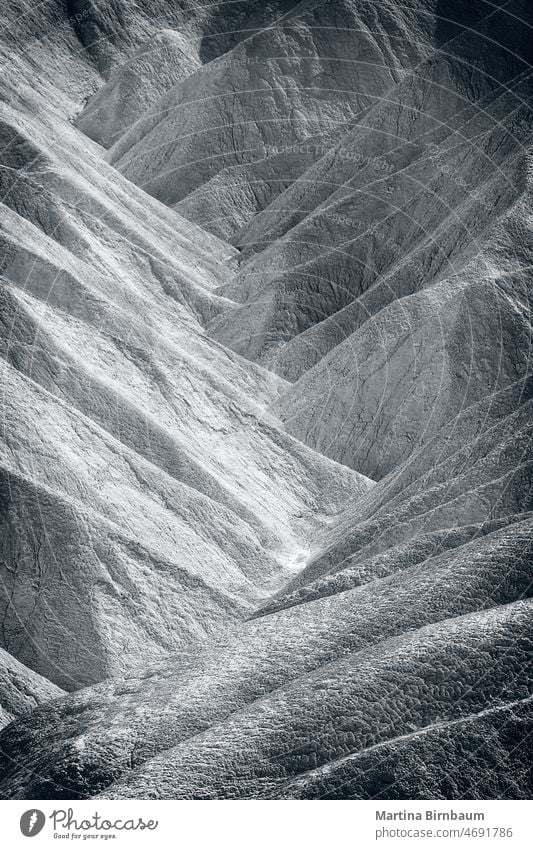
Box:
0, 0, 531, 801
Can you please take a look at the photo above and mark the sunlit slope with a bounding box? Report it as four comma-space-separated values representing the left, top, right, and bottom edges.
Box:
0, 98, 370, 689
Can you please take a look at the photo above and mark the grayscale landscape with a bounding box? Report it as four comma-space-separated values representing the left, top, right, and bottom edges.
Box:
0, 0, 531, 800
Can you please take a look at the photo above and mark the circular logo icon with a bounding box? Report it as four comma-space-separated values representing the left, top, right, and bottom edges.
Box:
20, 810, 46, 837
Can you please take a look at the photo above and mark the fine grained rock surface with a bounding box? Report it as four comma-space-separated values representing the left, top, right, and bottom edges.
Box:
0, 100, 369, 690
0, 650, 63, 731
0, 0, 532, 801
105, 0, 437, 221
0, 15, 370, 691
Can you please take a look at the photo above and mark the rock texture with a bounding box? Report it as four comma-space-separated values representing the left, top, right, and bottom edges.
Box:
210, 12, 533, 370
0, 18, 370, 690
0, 0, 531, 802
0, 650, 63, 731
106, 0, 441, 232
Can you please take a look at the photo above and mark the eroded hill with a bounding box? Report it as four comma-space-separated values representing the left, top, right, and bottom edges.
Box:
0, 0, 531, 801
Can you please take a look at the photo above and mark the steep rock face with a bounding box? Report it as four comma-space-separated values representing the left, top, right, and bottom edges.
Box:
173, 126, 349, 241
0, 59, 370, 688
211, 81, 532, 372
258, 389, 533, 614
74, 2, 311, 147
272, 160, 533, 478
66, 0, 302, 77
0, 650, 63, 731
99, 602, 533, 799
0, 0, 531, 803
227, 102, 531, 377
233, 8, 533, 263
0, 0, 302, 124
75, 30, 203, 148
271, 697, 533, 799
0, 590, 531, 798
0, 490, 531, 796
106, 0, 442, 222
275, 273, 533, 479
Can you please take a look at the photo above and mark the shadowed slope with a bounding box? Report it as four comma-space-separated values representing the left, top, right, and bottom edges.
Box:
0, 39, 371, 688
106, 0, 443, 226
0, 0, 531, 803
0, 514, 530, 798
272, 151, 533, 478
